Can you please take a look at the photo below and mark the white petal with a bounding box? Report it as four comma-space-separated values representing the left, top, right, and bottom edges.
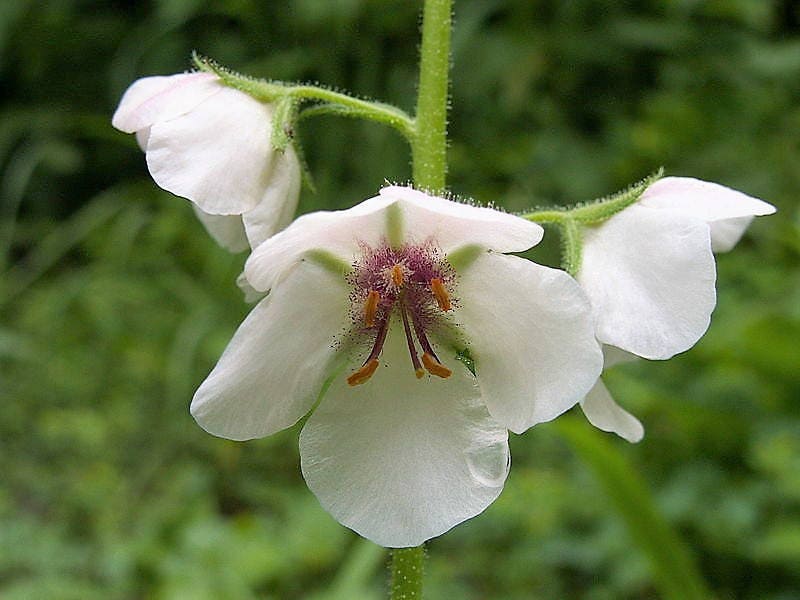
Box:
235, 271, 267, 303
602, 345, 639, 368
300, 328, 509, 547
111, 72, 221, 133
145, 86, 277, 214
134, 127, 150, 151
241, 147, 302, 248
640, 177, 775, 252
244, 194, 395, 292
580, 379, 644, 443
192, 205, 249, 253
245, 186, 541, 294
380, 185, 543, 253
191, 261, 349, 441
708, 215, 755, 253
579, 205, 716, 360
457, 253, 603, 434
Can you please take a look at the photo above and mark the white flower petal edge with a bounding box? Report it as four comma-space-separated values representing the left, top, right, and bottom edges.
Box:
579, 205, 717, 360
300, 330, 509, 548
145, 85, 280, 215
580, 379, 644, 443
640, 177, 776, 252
242, 149, 303, 249
457, 252, 603, 433
190, 261, 349, 441
245, 186, 543, 293
192, 206, 249, 253
111, 73, 220, 134
380, 186, 544, 253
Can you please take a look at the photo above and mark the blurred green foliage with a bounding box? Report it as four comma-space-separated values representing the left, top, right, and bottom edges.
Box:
1, 1, 799, 598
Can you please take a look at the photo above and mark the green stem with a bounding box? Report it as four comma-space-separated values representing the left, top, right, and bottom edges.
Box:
390, 547, 425, 599
412, 0, 453, 191
387, 1, 454, 597
193, 53, 415, 139
287, 86, 415, 138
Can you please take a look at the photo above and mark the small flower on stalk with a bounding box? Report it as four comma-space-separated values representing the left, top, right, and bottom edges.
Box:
112, 72, 301, 251
190, 186, 603, 547
575, 177, 775, 442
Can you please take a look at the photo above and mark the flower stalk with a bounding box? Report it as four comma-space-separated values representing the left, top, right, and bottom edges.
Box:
193, 52, 415, 140
390, 547, 425, 599
389, 0, 453, 596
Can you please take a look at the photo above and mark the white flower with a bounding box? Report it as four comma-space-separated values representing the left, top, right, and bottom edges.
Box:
576, 177, 775, 442
112, 72, 301, 251
190, 186, 603, 547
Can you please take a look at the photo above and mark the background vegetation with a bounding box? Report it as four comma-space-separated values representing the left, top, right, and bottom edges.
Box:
1, 1, 798, 598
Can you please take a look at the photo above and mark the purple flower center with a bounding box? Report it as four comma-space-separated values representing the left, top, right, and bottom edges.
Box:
346, 240, 456, 385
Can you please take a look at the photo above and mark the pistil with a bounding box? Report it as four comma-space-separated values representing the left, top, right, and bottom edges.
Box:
410, 308, 452, 378
400, 301, 425, 378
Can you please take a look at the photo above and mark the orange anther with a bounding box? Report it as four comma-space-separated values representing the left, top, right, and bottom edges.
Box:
347, 358, 380, 386
421, 352, 452, 379
430, 278, 451, 311
415, 368, 425, 379
364, 290, 380, 327
391, 264, 405, 287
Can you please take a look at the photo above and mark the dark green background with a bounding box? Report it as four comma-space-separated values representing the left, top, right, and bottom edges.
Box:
1, 1, 798, 598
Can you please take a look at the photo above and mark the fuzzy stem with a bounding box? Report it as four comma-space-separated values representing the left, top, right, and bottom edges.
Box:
387, 1, 454, 597
411, 0, 452, 191
390, 546, 425, 600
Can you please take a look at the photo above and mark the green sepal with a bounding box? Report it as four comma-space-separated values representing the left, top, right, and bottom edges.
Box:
568, 167, 665, 225
191, 51, 286, 102
306, 249, 352, 277
560, 217, 583, 276
270, 96, 299, 152
385, 203, 404, 249
446, 244, 484, 273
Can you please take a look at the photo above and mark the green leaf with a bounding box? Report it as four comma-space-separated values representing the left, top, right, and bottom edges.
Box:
555, 416, 711, 600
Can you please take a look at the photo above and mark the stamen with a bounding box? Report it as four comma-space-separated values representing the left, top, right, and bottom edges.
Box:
347, 358, 380, 386
422, 352, 452, 379
347, 314, 391, 386
399, 300, 424, 378
409, 305, 452, 378
364, 290, 380, 327
430, 278, 451, 311
391, 264, 405, 287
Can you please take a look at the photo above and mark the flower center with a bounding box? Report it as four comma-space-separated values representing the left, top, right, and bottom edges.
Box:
346, 241, 456, 386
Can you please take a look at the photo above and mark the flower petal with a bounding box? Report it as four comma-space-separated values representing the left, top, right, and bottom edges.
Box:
579, 205, 716, 360
708, 216, 756, 253
640, 177, 775, 252
242, 147, 302, 248
192, 205, 249, 253
190, 261, 349, 441
245, 186, 542, 294
111, 72, 220, 133
245, 194, 395, 292
602, 344, 639, 368
145, 86, 277, 214
580, 379, 644, 443
457, 253, 603, 434
380, 185, 543, 253
300, 328, 509, 547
